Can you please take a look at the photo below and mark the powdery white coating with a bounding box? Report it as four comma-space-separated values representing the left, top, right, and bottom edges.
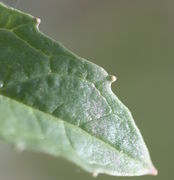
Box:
65, 122, 153, 176
82, 113, 148, 162
0, 2, 157, 177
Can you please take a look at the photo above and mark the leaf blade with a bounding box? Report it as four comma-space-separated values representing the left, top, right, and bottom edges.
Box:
0, 2, 157, 176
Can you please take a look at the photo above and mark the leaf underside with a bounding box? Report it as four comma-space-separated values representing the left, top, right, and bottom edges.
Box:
0, 3, 157, 177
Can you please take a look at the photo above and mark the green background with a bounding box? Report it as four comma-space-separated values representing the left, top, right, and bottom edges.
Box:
0, 0, 173, 179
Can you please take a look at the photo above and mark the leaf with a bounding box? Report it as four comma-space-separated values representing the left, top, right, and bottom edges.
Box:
0, 3, 157, 176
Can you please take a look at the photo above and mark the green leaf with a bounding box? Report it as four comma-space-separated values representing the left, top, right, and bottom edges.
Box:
0, 3, 157, 176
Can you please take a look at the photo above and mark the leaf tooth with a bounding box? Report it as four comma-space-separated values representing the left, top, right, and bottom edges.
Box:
0, 83, 4, 88
92, 172, 99, 177
15, 141, 26, 152
107, 75, 117, 83
34, 17, 41, 29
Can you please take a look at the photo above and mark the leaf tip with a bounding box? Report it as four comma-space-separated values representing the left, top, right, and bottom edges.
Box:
107, 75, 117, 83
148, 164, 158, 176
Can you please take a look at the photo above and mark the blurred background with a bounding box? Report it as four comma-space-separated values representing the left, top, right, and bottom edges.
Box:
0, 0, 173, 179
